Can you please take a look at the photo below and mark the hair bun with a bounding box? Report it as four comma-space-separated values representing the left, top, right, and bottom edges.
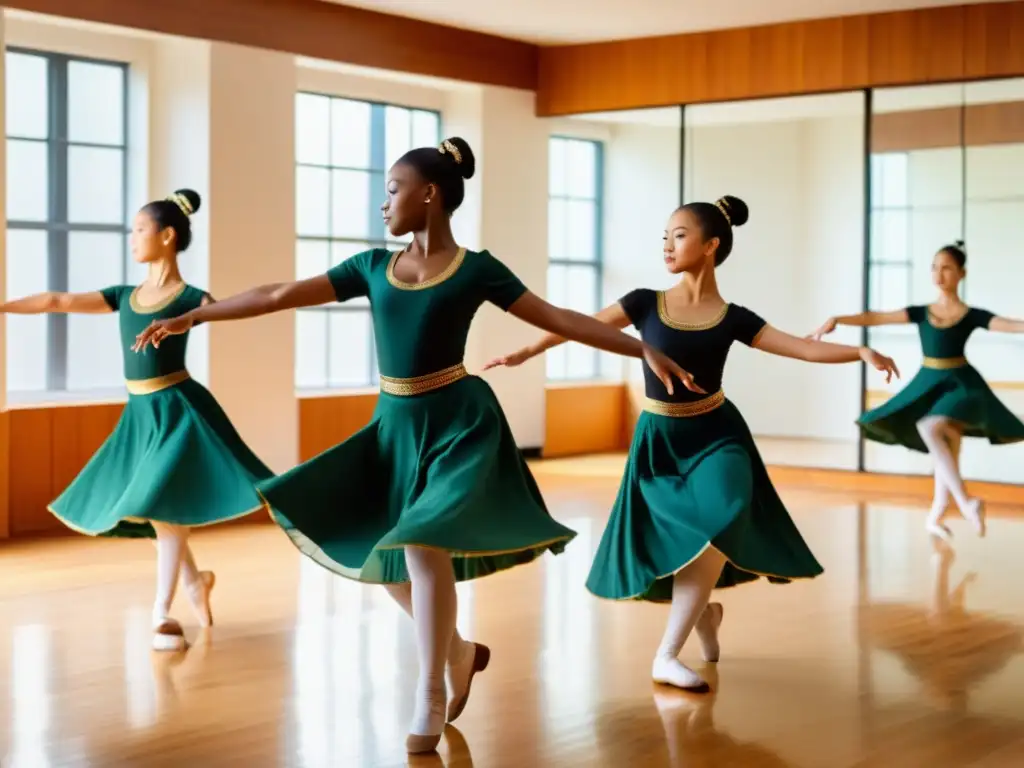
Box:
173, 188, 202, 216
719, 195, 749, 228
954, 239, 965, 248
442, 137, 475, 181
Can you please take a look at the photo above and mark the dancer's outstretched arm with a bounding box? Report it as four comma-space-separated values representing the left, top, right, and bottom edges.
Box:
989, 315, 1024, 333
754, 326, 900, 382
0, 291, 113, 315
132, 276, 335, 352
808, 308, 909, 340
483, 301, 629, 369
505, 292, 701, 396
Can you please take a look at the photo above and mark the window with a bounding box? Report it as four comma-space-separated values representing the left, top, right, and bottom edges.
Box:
5, 49, 129, 398
294, 93, 440, 389
547, 137, 604, 381
868, 152, 912, 311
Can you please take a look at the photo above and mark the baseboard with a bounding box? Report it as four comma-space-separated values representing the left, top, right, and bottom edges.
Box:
520, 446, 543, 459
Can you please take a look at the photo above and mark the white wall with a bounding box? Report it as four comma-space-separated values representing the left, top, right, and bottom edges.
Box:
684, 106, 865, 466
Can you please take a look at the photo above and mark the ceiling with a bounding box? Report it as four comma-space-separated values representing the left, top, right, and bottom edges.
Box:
326, 0, 1001, 44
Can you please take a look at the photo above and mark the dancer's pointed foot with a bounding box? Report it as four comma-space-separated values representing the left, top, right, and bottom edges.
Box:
963, 499, 986, 538
926, 520, 954, 542
446, 641, 490, 723
695, 602, 724, 663
187, 570, 216, 628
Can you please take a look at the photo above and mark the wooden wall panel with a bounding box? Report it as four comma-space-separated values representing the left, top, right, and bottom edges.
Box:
543, 384, 627, 458
5, 0, 537, 90
872, 101, 1024, 152
0, 412, 8, 540
298, 393, 378, 462
537, 2, 1024, 116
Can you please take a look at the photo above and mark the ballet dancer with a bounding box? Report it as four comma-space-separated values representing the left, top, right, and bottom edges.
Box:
132, 138, 698, 752
1, 190, 273, 652
810, 241, 1024, 540
485, 196, 899, 692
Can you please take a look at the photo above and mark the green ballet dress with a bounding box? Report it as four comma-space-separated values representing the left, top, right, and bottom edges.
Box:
258, 247, 577, 584
48, 284, 273, 538
858, 305, 1024, 451
586, 290, 824, 603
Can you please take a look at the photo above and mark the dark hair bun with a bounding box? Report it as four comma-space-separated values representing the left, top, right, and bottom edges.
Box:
721, 195, 749, 228
954, 239, 965, 249
444, 137, 475, 181
175, 188, 202, 216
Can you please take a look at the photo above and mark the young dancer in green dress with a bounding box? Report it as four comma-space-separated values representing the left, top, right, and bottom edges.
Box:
811, 241, 1024, 541
486, 196, 899, 693
132, 138, 698, 753
1, 190, 273, 652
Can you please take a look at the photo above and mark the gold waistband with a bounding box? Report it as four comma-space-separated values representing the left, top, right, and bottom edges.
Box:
380, 363, 468, 396
922, 356, 967, 370
126, 370, 190, 395
644, 389, 726, 418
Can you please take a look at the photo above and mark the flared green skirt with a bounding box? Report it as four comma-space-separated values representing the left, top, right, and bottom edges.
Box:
49, 379, 273, 538
858, 365, 1024, 452
259, 376, 577, 584
586, 399, 824, 603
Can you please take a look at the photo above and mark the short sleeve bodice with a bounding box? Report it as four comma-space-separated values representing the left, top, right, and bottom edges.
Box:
620, 289, 767, 402
101, 283, 208, 380
905, 305, 994, 358
325, 248, 528, 379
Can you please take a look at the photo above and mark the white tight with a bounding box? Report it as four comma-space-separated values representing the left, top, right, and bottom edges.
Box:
151, 521, 202, 625
401, 546, 458, 736
657, 547, 727, 661
916, 416, 968, 524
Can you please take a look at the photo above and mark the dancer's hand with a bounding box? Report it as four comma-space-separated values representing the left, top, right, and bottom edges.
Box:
860, 347, 900, 383
807, 316, 838, 341
643, 344, 705, 396
482, 347, 535, 370
133, 314, 195, 352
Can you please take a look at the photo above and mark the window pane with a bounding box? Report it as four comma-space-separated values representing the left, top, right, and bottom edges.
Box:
873, 153, 908, 208
328, 310, 373, 387
296, 166, 330, 237
6, 229, 49, 392
331, 169, 372, 239
547, 263, 599, 380
412, 110, 439, 149
6, 139, 49, 221
546, 346, 568, 380
5, 52, 48, 139
68, 146, 124, 224
870, 263, 910, 312
67, 232, 124, 390
330, 98, 371, 169
565, 200, 596, 261
68, 61, 124, 145
296, 239, 329, 280
566, 140, 597, 198
549, 138, 568, 197
871, 210, 909, 265
385, 106, 412, 170
548, 198, 567, 261
296, 93, 330, 166
296, 309, 328, 389
332, 242, 371, 307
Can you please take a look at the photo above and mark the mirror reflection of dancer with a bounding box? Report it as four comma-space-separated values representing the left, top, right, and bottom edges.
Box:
132, 139, 698, 753
486, 197, 899, 692
0, 190, 273, 652
811, 241, 1024, 540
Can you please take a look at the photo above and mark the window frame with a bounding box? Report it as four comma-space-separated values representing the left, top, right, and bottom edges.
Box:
5, 46, 130, 395
294, 90, 441, 391
546, 135, 605, 382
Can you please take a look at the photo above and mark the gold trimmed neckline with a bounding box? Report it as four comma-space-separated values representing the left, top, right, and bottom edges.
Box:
129, 282, 188, 314
926, 304, 970, 329
657, 292, 730, 331
387, 247, 467, 291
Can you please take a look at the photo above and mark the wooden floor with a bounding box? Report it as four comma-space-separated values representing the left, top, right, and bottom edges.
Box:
1, 459, 1023, 767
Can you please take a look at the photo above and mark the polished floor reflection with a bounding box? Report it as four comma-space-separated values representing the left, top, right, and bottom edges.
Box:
1, 461, 1023, 767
